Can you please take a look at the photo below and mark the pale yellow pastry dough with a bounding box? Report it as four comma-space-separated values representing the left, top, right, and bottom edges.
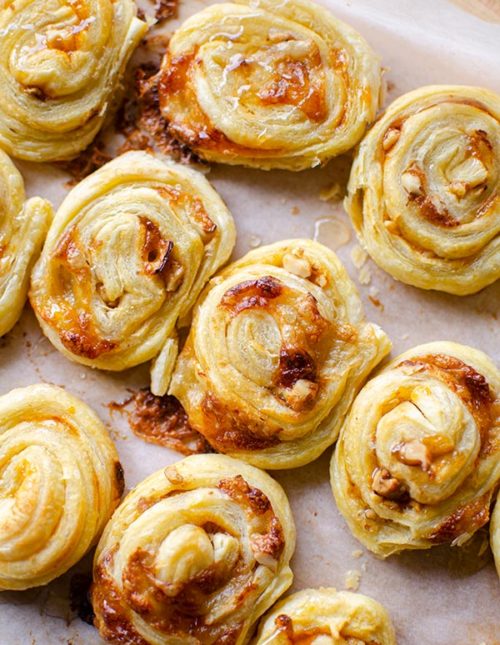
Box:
0, 383, 123, 590
331, 342, 500, 557
30, 151, 236, 392
169, 239, 391, 469
253, 587, 396, 644
92, 454, 295, 645
346, 85, 500, 295
0, 0, 147, 162
0, 149, 52, 337
491, 491, 500, 579
158, 0, 382, 170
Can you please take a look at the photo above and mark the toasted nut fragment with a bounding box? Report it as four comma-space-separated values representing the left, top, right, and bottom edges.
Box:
382, 127, 401, 151
280, 378, 319, 411
395, 439, 431, 471
401, 171, 423, 195
449, 181, 467, 198
372, 468, 407, 500
282, 252, 311, 278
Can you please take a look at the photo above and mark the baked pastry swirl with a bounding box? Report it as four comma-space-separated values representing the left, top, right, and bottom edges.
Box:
0, 150, 52, 337
157, 0, 382, 170
253, 588, 396, 644
0, 0, 147, 162
30, 151, 235, 392
491, 492, 500, 579
92, 454, 295, 644
0, 384, 123, 590
345, 85, 500, 295
331, 341, 500, 557
169, 240, 391, 469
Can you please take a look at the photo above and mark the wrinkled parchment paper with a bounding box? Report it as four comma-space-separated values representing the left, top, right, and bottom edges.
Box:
0, 0, 499, 643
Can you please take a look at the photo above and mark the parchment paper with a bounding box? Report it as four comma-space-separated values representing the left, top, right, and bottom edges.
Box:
0, 0, 499, 643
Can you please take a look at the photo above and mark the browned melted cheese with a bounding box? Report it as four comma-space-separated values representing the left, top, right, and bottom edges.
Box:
220, 276, 283, 315
108, 389, 211, 455
273, 614, 375, 645
92, 476, 284, 645
33, 227, 118, 359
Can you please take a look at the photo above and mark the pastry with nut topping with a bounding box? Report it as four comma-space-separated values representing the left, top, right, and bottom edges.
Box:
253, 587, 396, 644
156, 0, 382, 170
30, 151, 236, 392
0, 384, 123, 590
91, 454, 295, 645
0, 0, 147, 162
169, 239, 391, 469
331, 341, 500, 556
345, 85, 500, 294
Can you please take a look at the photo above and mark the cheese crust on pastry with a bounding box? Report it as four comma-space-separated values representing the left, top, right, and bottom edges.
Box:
0, 0, 147, 162
92, 454, 295, 645
491, 491, 500, 580
157, 0, 381, 170
331, 341, 500, 557
345, 85, 500, 295
30, 151, 235, 392
0, 149, 52, 337
169, 239, 391, 469
0, 383, 123, 590
253, 587, 396, 644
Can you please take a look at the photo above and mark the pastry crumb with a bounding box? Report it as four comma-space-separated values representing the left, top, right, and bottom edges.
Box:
248, 235, 262, 248
350, 245, 368, 269
319, 181, 345, 202
351, 549, 363, 559
344, 569, 361, 591
358, 264, 372, 285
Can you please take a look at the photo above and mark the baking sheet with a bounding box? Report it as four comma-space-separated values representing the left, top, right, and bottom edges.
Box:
0, 0, 499, 643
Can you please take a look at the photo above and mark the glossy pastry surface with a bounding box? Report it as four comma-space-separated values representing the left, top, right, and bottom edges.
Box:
331, 341, 500, 556
0, 384, 123, 590
345, 85, 500, 294
169, 239, 391, 469
253, 587, 396, 644
0, 0, 147, 162
30, 151, 235, 391
92, 454, 295, 645
0, 150, 52, 337
157, 0, 381, 170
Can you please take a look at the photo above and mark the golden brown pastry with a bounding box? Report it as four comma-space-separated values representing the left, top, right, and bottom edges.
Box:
0, 150, 52, 337
491, 491, 500, 579
345, 85, 500, 295
253, 587, 396, 644
0, 384, 123, 590
169, 239, 391, 469
331, 342, 500, 557
30, 151, 236, 393
0, 0, 147, 162
92, 454, 295, 644
157, 0, 382, 170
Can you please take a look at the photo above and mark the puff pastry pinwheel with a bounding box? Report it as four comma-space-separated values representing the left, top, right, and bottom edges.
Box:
345, 85, 500, 295
157, 0, 382, 171
331, 341, 500, 557
0, 150, 52, 337
253, 588, 396, 645
0, 383, 123, 590
0, 0, 147, 162
169, 239, 391, 469
491, 491, 500, 579
30, 151, 236, 392
92, 454, 295, 645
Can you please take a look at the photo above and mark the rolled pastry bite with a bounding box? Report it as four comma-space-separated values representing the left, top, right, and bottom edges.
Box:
0, 0, 147, 162
157, 0, 382, 171
0, 383, 123, 591
0, 150, 52, 337
491, 491, 500, 579
253, 587, 396, 644
346, 85, 500, 295
30, 150, 236, 393
169, 239, 391, 469
331, 341, 500, 557
92, 454, 295, 644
